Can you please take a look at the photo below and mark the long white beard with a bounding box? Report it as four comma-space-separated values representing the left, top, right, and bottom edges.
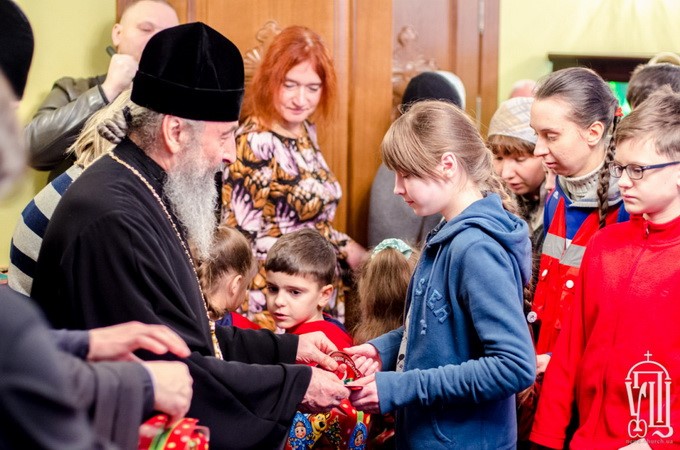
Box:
164, 141, 218, 260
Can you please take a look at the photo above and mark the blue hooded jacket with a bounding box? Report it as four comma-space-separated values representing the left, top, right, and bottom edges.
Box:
370, 193, 536, 449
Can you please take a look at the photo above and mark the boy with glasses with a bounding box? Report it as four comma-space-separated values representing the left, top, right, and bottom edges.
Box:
531, 87, 680, 449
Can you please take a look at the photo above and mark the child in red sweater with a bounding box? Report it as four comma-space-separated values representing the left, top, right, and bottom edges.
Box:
531, 88, 680, 449
265, 229, 358, 449
265, 228, 353, 349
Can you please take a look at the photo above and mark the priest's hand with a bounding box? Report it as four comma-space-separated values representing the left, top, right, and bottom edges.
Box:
298, 367, 349, 413
296, 331, 339, 371
143, 361, 193, 424
344, 344, 382, 375
88, 321, 191, 362
347, 374, 381, 414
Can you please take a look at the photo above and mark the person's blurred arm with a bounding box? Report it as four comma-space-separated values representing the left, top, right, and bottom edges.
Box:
342, 239, 367, 270
51, 321, 191, 362
0, 286, 95, 449
25, 76, 108, 171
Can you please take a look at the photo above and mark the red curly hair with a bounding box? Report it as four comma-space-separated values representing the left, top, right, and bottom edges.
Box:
241, 25, 337, 129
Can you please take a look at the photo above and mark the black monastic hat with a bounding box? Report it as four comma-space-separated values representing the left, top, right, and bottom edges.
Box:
132, 22, 244, 121
402, 71, 464, 111
0, 0, 35, 99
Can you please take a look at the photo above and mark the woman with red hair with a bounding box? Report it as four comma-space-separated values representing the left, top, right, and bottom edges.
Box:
221, 25, 366, 331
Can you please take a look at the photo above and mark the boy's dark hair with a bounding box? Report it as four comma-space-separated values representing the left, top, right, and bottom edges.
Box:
265, 229, 337, 286
627, 63, 680, 110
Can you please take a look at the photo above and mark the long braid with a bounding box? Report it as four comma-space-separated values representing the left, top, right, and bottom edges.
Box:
596, 113, 620, 228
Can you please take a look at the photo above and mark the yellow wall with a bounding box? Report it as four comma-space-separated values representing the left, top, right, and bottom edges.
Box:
0, 0, 115, 268
498, 0, 680, 100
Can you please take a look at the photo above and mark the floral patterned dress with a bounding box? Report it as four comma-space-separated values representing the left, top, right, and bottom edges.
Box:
222, 118, 352, 330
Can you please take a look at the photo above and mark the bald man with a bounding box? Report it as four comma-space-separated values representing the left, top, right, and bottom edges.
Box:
25, 0, 179, 180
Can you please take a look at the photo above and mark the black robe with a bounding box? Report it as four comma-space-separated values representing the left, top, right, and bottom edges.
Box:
32, 139, 312, 449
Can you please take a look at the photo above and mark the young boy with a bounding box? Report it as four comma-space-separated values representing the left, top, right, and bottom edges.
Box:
266, 229, 362, 449
530, 88, 680, 449
265, 228, 353, 349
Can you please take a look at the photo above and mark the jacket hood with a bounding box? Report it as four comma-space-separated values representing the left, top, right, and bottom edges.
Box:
427, 193, 531, 285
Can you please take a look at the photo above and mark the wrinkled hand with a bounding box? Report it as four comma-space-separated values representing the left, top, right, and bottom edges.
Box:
101, 53, 137, 101
296, 331, 338, 371
143, 361, 193, 424
87, 321, 190, 362
299, 367, 349, 413
536, 353, 551, 376
97, 108, 128, 144
347, 374, 381, 414
344, 344, 382, 375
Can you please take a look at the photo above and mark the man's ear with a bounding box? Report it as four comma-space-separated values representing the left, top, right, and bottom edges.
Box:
161, 115, 184, 155
111, 23, 122, 49
585, 120, 606, 146
317, 284, 334, 309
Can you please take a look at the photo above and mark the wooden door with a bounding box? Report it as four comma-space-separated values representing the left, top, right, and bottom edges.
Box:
117, 0, 497, 245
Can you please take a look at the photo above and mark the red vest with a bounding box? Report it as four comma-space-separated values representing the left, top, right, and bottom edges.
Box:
530, 198, 619, 354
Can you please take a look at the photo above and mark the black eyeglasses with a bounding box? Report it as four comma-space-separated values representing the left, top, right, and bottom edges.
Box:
609, 161, 680, 180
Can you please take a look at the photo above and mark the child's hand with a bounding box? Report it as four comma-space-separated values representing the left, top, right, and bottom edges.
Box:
347, 374, 381, 414
536, 353, 551, 376
344, 344, 382, 374
352, 355, 381, 376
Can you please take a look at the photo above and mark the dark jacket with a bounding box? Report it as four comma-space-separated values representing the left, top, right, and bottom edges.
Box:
25, 75, 107, 180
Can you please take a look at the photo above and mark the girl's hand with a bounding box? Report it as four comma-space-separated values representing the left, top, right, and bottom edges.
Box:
347, 374, 381, 414
536, 353, 551, 375
344, 344, 382, 374
351, 355, 381, 376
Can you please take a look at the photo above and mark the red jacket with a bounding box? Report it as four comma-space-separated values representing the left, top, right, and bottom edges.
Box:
531, 214, 680, 449
531, 193, 623, 354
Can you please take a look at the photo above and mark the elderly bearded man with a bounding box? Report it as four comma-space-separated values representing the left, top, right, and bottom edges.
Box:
32, 22, 349, 449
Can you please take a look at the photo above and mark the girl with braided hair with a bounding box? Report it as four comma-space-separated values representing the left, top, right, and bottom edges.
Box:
531, 86, 680, 450
527, 67, 629, 371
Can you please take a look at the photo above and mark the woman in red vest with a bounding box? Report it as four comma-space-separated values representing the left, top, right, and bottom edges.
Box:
528, 67, 629, 377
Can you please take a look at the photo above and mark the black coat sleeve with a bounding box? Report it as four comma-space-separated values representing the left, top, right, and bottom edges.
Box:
25, 76, 105, 172
64, 359, 153, 450
50, 328, 90, 359
216, 324, 299, 364
0, 287, 95, 450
